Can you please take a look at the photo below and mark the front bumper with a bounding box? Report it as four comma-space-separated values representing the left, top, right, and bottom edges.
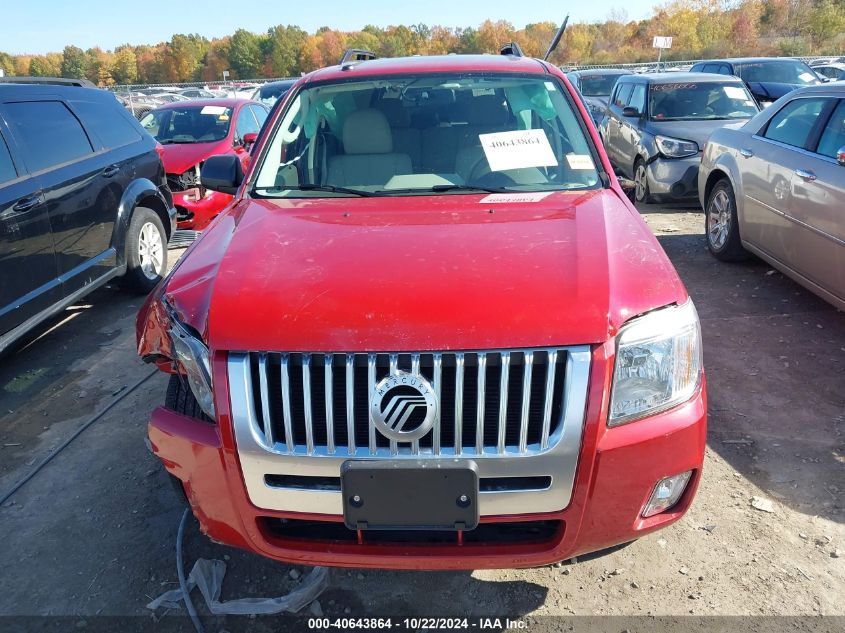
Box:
173, 189, 233, 231
646, 156, 700, 201
148, 346, 707, 570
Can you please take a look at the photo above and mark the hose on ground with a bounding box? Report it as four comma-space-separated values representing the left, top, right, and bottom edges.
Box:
177, 507, 205, 633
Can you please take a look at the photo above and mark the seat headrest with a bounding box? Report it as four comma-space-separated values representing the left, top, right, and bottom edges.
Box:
343, 109, 393, 155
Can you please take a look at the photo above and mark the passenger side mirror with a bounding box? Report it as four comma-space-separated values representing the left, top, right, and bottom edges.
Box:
242, 132, 258, 151
200, 154, 244, 195
622, 106, 641, 118
838, 146, 845, 167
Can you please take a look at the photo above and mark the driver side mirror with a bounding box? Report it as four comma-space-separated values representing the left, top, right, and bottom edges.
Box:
200, 154, 244, 195
838, 146, 845, 167
622, 106, 641, 118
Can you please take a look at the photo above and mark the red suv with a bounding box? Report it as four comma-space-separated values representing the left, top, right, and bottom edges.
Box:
137, 52, 707, 570
139, 99, 268, 242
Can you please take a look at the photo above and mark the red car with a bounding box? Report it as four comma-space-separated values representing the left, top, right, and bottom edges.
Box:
139, 99, 268, 240
137, 51, 706, 570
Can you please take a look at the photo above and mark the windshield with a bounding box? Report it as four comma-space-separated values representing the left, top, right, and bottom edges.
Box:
139, 105, 233, 143
253, 73, 601, 197
649, 82, 759, 121
735, 61, 820, 85
578, 73, 627, 97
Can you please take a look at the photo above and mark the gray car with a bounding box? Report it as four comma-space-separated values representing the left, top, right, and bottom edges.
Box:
699, 84, 845, 310
600, 73, 760, 203
565, 69, 631, 126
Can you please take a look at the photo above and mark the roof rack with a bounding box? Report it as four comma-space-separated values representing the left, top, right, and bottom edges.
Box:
0, 76, 97, 88
500, 42, 525, 57
339, 49, 377, 66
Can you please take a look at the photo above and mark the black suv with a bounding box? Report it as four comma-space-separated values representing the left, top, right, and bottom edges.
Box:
0, 78, 176, 353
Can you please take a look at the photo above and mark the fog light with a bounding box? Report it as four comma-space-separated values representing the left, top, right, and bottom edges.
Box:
642, 471, 692, 518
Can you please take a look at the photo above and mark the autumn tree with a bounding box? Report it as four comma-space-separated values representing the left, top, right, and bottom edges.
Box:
111, 46, 138, 84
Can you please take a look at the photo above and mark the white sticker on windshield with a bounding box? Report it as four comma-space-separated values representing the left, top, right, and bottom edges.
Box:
566, 154, 595, 170
799, 72, 816, 82
723, 86, 747, 100
545, 81, 557, 91
479, 129, 558, 172
200, 105, 227, 115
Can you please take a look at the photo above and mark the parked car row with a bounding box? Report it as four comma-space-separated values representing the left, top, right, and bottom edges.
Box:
568, 61, 843, 312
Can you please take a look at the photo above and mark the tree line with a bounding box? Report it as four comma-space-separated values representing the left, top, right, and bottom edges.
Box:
1, 0, 843, 86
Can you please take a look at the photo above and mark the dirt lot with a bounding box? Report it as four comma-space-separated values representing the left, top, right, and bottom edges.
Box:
0, 203, 842, 630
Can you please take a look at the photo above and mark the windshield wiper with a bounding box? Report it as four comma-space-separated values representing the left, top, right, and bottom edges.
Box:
376, 184, 514, 195
254, 184, 378, 197
158, 139, 198, 145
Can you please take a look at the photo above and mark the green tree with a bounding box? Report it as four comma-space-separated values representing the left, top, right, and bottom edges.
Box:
807, 0, 845, 47
0, 52, 15, 76
266, 25, 307, 76
228, 29, 262, 78
60, 45, 88, 79
111, 46, 138, 84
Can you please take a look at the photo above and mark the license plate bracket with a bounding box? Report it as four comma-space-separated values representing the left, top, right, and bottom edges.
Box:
341, 460, 479, 531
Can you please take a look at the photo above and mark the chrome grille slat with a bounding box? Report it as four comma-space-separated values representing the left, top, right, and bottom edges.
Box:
280, 354, 294, 452
345, 354, 355, 453
497, 352, 511, 454
302, 354, 314, 454
324, 355, 335, 454
475, 353, 486, 455
244, 348, 570, 457
541, 350, 557, 449
258, 353, 274, 448
454, 352, 464, 455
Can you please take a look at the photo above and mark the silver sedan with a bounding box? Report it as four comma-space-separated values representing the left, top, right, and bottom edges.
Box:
699, 84, 845, 310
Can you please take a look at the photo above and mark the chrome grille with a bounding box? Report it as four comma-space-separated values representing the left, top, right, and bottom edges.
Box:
238, 349, 569, 456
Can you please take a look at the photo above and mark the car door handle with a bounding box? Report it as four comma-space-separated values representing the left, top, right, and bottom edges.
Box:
795, 169, 817, 181
739, 148, 754, 158
12, 193, 42, 213
102, 164, 120, 178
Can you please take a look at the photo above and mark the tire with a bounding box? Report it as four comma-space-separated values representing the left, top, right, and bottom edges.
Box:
165, 374, 212, 422
705, 179, 749, 262
633, 158, 651, 204
121, 207, 167, 294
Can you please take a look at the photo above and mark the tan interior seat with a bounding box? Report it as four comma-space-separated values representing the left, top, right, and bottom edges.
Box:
327, 109, 412, 187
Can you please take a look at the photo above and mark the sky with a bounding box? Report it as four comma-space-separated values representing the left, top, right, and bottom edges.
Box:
4, 0, 657, 55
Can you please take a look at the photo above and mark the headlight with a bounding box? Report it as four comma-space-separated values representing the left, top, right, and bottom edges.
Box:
165, 302, 215, 418
655, 135, 699, 158
608, 300, 702, 426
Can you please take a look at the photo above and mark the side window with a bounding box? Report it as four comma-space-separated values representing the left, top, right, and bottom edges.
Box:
249, 105, 268, 130
4, 101, 93, 172
628, 84, 646, 114
702, 64, 718, 73
0, 132, 17, 185
816, 99, 845, 158
763, 98, 828, 149
614, 83, 633, 108
234, 107, 260, 141
717, 65, 733, 76
71, 99, 141, 149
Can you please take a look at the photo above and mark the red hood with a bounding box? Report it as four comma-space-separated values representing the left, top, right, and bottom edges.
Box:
160, 140, 231, 175
161, 190, 687, 352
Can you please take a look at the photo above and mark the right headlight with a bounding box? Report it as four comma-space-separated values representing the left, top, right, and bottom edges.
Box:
655, 135, 699, 158
608, 300, 702, 427
165, 302, 215, 419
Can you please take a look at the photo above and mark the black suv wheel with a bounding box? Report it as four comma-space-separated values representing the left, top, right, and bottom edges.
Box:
122, 207, 167, 293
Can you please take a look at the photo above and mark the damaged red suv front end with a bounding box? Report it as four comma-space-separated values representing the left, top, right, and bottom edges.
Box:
137, 54, 706, 570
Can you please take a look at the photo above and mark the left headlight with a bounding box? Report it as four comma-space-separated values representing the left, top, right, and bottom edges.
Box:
655, 135, 699, 159
608, 300, 702, 427
165, 302, 215, 419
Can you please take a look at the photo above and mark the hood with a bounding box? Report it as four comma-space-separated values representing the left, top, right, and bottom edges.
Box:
745, 81, 801, 102
647, 118, 754, 149
159, 140, 230, 175
163, 190, 687, 353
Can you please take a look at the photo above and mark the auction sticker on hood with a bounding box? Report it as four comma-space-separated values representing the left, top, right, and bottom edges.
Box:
479, 129, 558, 172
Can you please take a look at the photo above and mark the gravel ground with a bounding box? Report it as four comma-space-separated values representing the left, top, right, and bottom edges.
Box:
0, 204, 842, 630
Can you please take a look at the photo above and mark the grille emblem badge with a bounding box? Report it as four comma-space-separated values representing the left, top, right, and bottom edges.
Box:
370, 370, 438, 442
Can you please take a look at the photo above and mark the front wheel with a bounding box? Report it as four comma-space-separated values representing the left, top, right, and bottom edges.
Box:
121, 207, 167, 293
705, 179, 749, 262
633, 159, 651, 204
